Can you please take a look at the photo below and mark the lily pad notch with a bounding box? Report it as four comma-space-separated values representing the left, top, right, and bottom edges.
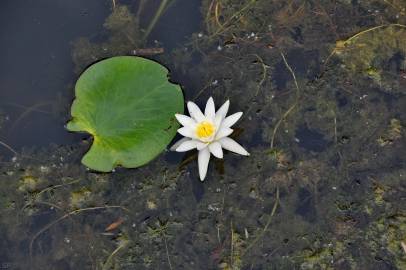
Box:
67, 56, 184, 172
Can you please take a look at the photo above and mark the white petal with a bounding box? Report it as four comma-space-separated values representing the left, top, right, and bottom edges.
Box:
198, 148, 210, 181
208, 142, 223, 158
214, 117, 222, 130
175, 114, 196, 127
170, 138, 189, 151
177, 127, 196, 138
216, 100, 230, 119
176, 140, 198, 152
221, 112, 243, 128
215, 127, 233, 140
204, 97, 215, 120
214, 100, 230, 127
187, 101, 205, 122
219, 137, 249, 156
197, 142, 208, 150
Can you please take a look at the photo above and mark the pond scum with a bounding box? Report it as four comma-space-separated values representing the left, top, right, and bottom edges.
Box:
1, 0, 406, 269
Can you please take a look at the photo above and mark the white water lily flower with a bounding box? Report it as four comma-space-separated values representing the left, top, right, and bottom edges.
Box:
171, 97, 249, 181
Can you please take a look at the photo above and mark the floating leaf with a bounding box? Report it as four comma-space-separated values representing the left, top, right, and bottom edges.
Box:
67, 56, 183, 172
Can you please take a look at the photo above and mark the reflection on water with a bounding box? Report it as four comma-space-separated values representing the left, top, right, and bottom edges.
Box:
1, 0, 406, 269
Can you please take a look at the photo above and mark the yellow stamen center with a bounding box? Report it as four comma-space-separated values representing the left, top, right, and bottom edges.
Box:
196, 121, 215, 138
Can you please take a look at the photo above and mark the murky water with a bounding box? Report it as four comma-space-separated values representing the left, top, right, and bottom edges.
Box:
1, 0, 406, 269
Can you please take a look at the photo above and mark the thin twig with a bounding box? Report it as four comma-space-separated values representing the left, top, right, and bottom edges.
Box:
10, 101, 53, 132
102, 242, 127, 270
242, 187, 279, 256
5, 102, 51, 114
143, 0, 170, 41
23, 201, 63, 212
36, 179, 81, 198
251, 54, 268, 97
21, 179, 81, 213
0, 140, 18, 155
401, 241, 406, 255
30, 205, 129, 259
270, 52, 300, 148
334, 115, 337, 144
136, 0, 147, 19
193, 78, 213, 100
344, 24, 406, 44
163, 235, 173, 270
205, 0, 215, 33
324, 23, 406, 67
230, 221, 234, 268
214, 1, 224, 28
209, 0, 257, 38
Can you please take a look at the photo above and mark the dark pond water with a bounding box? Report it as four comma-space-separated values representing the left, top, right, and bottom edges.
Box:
1, 0, 406, 269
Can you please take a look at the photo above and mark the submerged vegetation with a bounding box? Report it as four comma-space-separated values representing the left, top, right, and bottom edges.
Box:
0, 0, 406, 269
71, 0, 176, 73
331, 24, 406, 93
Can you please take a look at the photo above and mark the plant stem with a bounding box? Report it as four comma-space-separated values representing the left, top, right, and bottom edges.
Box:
242, 187, 279, 257
136, 0, 147, 20
143, 0, 171, 42
0, 140, 18, 155
30, 205, 129, 259
270, 52, 300, 149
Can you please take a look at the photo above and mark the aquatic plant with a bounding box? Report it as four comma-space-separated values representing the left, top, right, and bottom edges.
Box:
67, 56, 184, 172
330, 24, 406, 92
171, 97, 249, 180
72, 2, 177, 73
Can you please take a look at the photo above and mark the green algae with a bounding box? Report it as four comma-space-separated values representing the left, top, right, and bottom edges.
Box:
71, 3, 175, 74
365, 214, 406, 269
377, 118, 403, 146
69, 187, 92, 209
18, 175, 42, 193
333, 24, 406, 93
72, 5, 143, 73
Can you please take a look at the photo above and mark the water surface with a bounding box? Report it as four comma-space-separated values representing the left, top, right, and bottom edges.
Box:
1, 0, 406, 269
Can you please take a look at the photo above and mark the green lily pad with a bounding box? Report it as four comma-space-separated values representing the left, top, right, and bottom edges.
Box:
67, 56, 184, 172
